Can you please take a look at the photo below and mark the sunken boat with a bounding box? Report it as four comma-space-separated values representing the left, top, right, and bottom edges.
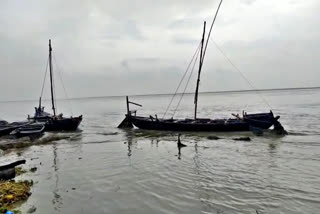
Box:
10, 123, 45, 138
119, 0, 285, 134
0, 121, 31, 137
28, 40, 82, 131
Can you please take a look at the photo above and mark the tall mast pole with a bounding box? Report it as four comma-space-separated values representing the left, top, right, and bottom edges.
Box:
194, 0, 223, 120
194, 21, 206, 120
49, 39, 56, 116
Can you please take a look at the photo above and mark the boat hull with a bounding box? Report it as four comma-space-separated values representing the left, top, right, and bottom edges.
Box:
10, 124, 45, 138
129, 112, 276, 132
0, 122, 31, 137
31, 115, 82, 131
131, 117, 250, 132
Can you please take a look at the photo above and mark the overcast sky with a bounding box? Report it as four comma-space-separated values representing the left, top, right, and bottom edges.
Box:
0, 0, 319, 101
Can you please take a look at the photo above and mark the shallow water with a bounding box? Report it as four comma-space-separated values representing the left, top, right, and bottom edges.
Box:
1, 89, 320, 214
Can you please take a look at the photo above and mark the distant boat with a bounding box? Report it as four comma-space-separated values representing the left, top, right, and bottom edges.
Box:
119, 0, 285, 134
28, 40, 82, 131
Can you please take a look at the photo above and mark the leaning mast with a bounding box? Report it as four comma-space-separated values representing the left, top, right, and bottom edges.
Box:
194, 21, 206, 120
48, 39, 56, 116
193, 0, 223, 120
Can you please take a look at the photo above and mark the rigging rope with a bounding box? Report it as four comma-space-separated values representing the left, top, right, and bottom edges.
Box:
53, 53, 74, 116
210, 38, 273, 110
162, 42, 202, 119
52, 59, 58, 114
172, 43, 201, 117
40, 56, 49, 98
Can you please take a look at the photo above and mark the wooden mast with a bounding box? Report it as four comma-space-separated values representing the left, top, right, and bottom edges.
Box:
194, 0, 223, 120
194, 21, 206, 120
49, 39, 56, 116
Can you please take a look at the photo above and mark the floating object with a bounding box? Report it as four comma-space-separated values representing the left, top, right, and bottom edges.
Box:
0, 160, 26, 180
27, 205, 37, 213
232, 137, 251, 141
118, 0, 286, 134
207, 136, 222, 140
27, 40, 82, 131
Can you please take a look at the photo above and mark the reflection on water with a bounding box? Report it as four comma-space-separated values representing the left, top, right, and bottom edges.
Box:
52, 143, 62, 212
0, 89, 320, 213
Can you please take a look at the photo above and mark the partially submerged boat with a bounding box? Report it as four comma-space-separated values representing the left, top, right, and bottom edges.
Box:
10, 123, 45, 138
0, 121, 31, 137
119, 98, 284, 133
119, 0, 286, 134
28, 40, 82, 131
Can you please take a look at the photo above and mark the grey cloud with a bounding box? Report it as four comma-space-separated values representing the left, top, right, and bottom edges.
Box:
0, 0, 319, 101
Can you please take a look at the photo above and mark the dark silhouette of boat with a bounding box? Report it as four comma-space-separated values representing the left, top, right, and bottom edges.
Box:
0, 120, 8, 126
119, 0, 286, 134
0, 121, 31, 137
122, 108, 280, 132
28, 40, 82, 131
10, 123, 45, 138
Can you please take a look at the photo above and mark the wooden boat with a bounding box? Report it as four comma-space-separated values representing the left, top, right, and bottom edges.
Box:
28, 40, 82, 131
120, 105, 281, 132
119, 0, 286, 134
0, 121, 31, 137
10, 123, 45, 138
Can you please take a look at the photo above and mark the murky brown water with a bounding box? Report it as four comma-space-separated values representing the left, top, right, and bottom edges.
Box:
1, 89, 320, 213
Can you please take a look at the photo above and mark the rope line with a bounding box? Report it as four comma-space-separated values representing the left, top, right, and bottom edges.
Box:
40, 56, 49, 98
172, 44, 201, 117
162, 42, 202, 119
53, 53, 74, 116
210, 38, 273, 110
51, 58, 57, 114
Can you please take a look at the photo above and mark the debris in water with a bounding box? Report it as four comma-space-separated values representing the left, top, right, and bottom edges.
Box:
30, 167, 37, 173
26, 205, 36, 213
232, 137, 251, 141
15, 167, 27, 176
207, 136, 222, 140
0, 180, 33, 210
